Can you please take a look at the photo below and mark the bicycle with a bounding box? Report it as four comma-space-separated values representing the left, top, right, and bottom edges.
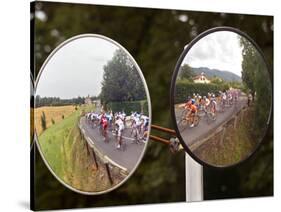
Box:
204, 105, 217, 124
131, 126, 143, 144
177, 108, 200, 131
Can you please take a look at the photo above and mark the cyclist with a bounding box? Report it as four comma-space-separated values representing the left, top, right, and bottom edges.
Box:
186, 99, 198, 128
210, 94, 217, 115
197, 95, 203, 110
115, 116, 125, 149
221, 91, 227, 110
140, 114, 149, 141
227, 91, 233, 105
131, 113, 142, 142
202, 96, 210, 109
100, 112, 108, 142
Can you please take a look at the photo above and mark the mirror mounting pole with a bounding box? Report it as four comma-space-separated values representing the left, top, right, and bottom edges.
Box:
186, 154, 203, 202
149, 124, 203, 200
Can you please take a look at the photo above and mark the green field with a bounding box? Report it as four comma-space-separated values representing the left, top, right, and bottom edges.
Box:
38, 104, 114, 192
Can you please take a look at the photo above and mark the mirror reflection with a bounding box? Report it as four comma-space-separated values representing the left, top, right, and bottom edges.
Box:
34, 35, 151, 193
173, 31, 271, 167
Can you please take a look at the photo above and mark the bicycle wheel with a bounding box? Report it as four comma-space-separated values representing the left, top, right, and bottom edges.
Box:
206, 112, 215, 124
178, 118, 188, 131
193, 115, 200, 126
179, 109, 187, 120
197, 108, 205, 117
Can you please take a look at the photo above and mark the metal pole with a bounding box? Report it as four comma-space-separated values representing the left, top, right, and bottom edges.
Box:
186, 153, 203, 202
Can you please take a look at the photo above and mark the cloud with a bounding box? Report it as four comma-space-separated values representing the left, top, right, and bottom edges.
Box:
183, 31, 243, 76
36, 37, 118, 99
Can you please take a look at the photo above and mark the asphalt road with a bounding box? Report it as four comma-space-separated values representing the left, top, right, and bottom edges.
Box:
80, 116, 146, 172
175, 95, 248, 147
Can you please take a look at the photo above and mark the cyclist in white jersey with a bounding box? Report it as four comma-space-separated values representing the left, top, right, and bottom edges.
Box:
115, 116, 125, 149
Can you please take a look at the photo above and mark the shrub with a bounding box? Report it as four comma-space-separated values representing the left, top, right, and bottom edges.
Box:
107, 100, 148, 115
174, 81, 229, 103
40, 111, 47, 131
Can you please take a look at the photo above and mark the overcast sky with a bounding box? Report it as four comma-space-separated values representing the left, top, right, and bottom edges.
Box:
36, 37, 118, 99
182, 31, 243, 77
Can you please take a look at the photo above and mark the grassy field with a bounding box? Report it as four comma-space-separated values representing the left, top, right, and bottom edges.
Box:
37, 104, 122, 192
34, 105, 77, 135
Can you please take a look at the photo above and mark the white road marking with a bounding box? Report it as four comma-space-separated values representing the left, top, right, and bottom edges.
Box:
87, 136, 95, 145
104, 155, 128, 172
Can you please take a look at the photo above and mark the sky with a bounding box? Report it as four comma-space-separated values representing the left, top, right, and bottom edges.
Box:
182, 31, 243, 77
36, 36, 118, 99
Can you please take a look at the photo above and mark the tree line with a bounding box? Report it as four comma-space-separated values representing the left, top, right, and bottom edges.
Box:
240, 36, 272, 131
35, 95, 98, 107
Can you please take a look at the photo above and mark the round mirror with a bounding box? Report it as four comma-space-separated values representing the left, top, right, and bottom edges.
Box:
171, 27, 272, 168
34, 34, 151, 194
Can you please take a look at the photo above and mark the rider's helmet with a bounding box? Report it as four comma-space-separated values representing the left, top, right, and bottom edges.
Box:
191, 99, 195, 104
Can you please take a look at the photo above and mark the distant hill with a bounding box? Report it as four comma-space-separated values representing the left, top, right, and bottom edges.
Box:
191, 67, 241, 82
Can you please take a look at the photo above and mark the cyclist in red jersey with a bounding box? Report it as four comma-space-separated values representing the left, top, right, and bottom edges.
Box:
100, 113, 108, 141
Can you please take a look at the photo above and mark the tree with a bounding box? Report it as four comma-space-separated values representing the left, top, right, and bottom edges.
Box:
40, 111, 47, 131
100, 49, 146, 103
210, 76, 223, 85
240, 36, 272, 131
178, 64, 195, 81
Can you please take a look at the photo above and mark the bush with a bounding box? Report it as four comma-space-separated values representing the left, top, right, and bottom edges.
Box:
41, 112, 47, 131
107, 100, 148, 115
51, 118, 55, 125
174, 81, 229, 103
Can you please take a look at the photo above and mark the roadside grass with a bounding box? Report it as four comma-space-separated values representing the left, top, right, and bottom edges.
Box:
38, 104, 115, 192
194, 108, 257, 166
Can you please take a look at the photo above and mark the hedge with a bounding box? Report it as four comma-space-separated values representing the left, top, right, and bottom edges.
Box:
174, 81, 229, 104
107, 100, 148, 115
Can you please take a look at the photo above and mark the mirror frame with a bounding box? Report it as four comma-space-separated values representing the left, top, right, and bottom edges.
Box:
30, 72, 35, 149
34, 33, 152, 194
170, 26, 273, 169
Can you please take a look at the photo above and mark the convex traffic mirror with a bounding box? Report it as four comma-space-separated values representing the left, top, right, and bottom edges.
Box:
34, 34, 151, 194
171, 27, 272, 168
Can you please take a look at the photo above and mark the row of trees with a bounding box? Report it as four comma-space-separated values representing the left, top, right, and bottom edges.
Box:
240, 37, 272, 131
175, 64, 243, 103
35, 95, 98, 107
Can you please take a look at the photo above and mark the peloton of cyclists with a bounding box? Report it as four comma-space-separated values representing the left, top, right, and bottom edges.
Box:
85, 109, 149, 149
181, 88, 243, 129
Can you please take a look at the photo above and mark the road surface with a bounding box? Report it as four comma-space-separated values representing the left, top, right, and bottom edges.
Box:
175, 95, 248, 147
80, 116, 146, 172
